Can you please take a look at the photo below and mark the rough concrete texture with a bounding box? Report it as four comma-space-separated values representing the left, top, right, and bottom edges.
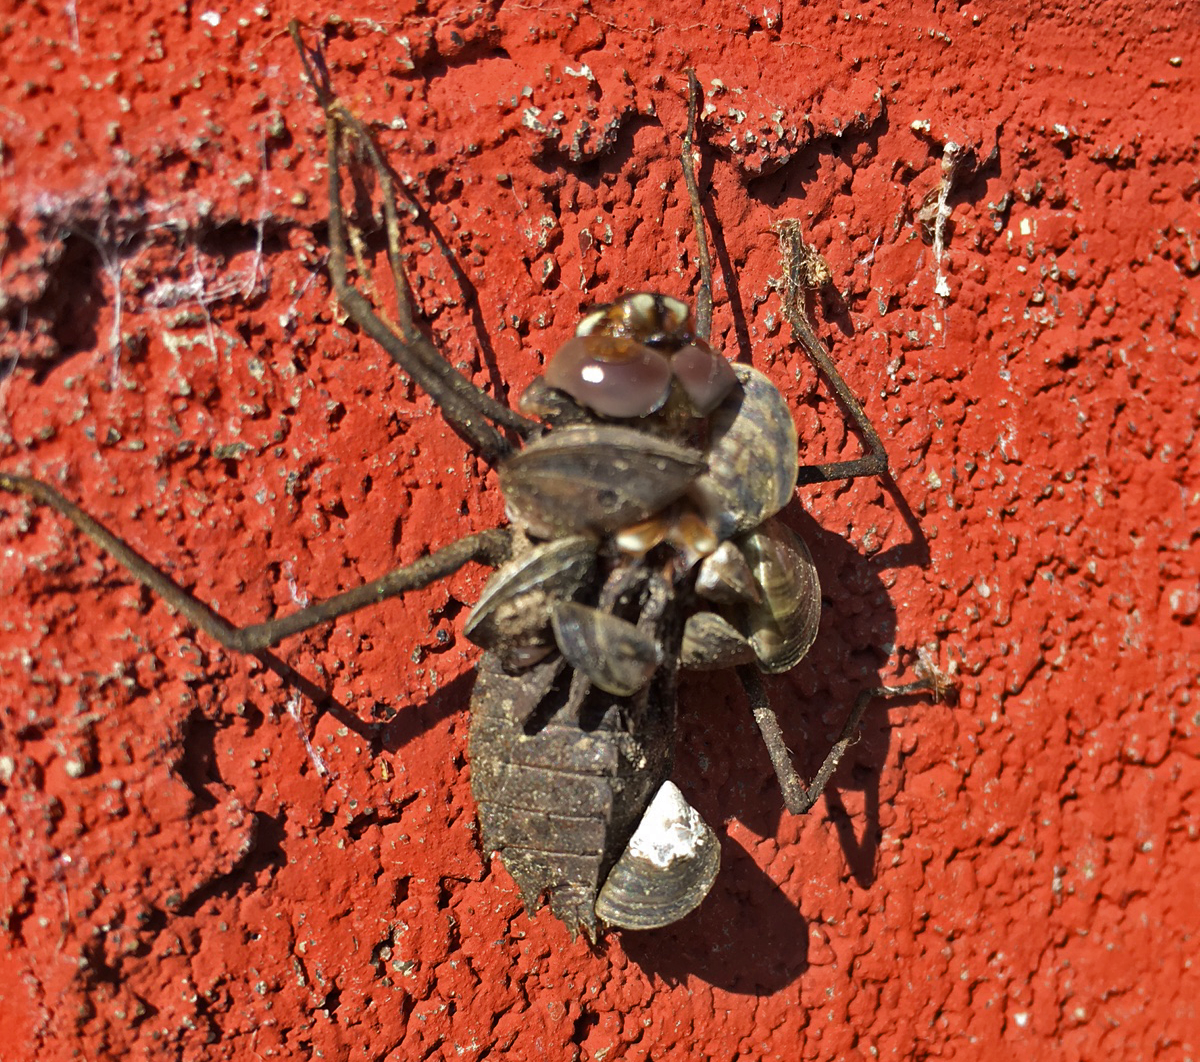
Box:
1, 1, 1196, 1059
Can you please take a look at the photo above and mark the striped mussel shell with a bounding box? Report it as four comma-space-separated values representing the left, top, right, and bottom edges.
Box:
689, 365, 800, 541
680, 519, 820, 674
498, 425, 706, 539
464, 535, 598, 650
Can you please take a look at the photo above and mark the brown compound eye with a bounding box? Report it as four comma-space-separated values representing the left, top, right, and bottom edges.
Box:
544, 335, 673, 418
671, 342, 739, 414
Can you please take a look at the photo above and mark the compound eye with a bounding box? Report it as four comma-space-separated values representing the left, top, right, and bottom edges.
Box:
671, 342, 739, 414
544, 335, 673, 418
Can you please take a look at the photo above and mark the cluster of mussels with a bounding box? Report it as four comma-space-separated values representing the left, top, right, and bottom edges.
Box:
462, 294, 821, 937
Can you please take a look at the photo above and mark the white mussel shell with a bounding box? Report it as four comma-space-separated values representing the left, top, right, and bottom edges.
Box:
594, 781, 720, 930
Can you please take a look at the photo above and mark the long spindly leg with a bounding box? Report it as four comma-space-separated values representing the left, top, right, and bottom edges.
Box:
750, 226, 951, 812
681, 70, 715, 343
0, 470, 512, 665
680, 81, 935, 811
772, 219, 891, 486
681, 81, 881, 481
737, 664, 940, 815
289, 23, 541, 467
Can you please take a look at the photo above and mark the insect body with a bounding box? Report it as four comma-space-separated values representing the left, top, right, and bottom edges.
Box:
462, 293, 813, 936
0, 35, 941, 939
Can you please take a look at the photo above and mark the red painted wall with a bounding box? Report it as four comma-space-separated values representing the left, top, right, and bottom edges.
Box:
1, 2, 1196, 1059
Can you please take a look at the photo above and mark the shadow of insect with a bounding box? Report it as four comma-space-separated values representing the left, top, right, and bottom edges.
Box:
0, 24, 948, 940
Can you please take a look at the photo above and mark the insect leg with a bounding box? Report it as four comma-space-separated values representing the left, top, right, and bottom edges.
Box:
290, 23, 541, 466
737, 664, 937, 815
772, 220, 891, 486
681, 70, 714, 342
0, 471, 512, 656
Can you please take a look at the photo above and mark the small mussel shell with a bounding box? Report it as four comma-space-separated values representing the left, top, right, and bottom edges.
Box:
694, 539, 762, 605
742, 520, 821, 673
690, 365, 800, 541
464, 535, 599, 649
594, 780, 721, 930
680, 610, 757, 670
550, 602, 662, 696
500, 425, 706, 538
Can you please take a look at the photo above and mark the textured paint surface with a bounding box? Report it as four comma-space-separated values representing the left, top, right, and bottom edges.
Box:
1, 1, 1197, 1059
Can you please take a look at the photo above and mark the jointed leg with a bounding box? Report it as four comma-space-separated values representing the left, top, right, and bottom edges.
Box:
2, 34, 541, 720
681, 71, 714, 343
678, 70, 944, 815
679, 79, 883, 488
738, 664, 939, 815
289, 23, 541, 466
1, 471, 512, 654
2, 35, 530, 721
773, 219, 890, 486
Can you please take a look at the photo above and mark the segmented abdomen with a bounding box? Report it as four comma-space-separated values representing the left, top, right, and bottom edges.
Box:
468, 650, 676, 939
